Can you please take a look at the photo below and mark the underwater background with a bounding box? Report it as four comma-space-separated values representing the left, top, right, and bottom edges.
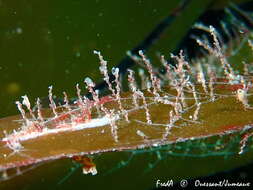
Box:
0, 0, 253, 189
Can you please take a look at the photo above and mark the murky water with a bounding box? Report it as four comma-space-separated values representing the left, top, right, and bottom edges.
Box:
1, 1, 253, 190
0, 0, 182, 117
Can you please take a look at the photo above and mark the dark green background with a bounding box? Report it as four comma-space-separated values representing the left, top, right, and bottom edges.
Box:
1, 1, 253, 190
0, 0, 212, 117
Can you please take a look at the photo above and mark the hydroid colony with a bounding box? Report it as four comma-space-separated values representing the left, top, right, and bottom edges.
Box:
0, 25, 253, 181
